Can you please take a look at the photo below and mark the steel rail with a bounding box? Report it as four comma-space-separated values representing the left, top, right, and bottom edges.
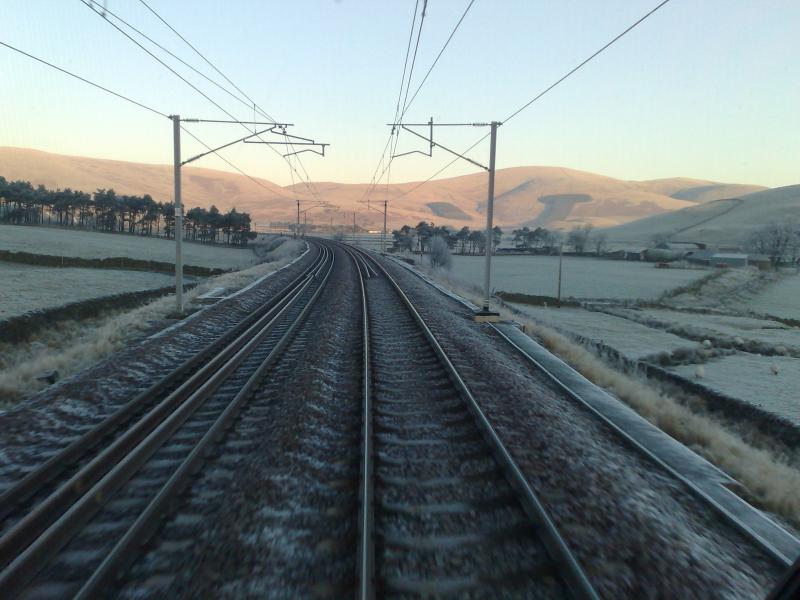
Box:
73, 245, 336, 598
0, 243, 321, 523
344, 246, 375, 600
0, 248, 325, 572
351, 246, 599, 600
0, 246, 333, 596
381, 251, 800, 573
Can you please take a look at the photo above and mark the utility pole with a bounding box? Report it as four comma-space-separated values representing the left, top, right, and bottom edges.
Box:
171, 115, 184, 313
557, 242, 564, 308
295, 199, 300, 239
482, 122, 499, 315
387, 118, 501, 320
353, 212, 356, 245
383, 198, 388, 254
358, 198, 388, 253
303, 212, 307, 238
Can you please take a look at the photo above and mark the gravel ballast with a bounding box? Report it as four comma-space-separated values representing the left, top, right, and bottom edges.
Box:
379, 255, 785, 599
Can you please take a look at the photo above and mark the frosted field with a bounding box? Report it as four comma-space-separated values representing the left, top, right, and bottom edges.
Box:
750, 273, 800, 321
449, 255, 708, 300
0, 262, 177, 320
670, 354, 800, 426
0, 224, 257, 269
626, 309, 800, 350
509, 305, 695, 360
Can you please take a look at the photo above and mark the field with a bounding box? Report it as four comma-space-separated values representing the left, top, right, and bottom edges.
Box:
428, 253, 800, 427
750, 272, 800, 321
0, 224, 257, 269
507, 305, 695, 360
449, 254, 708, 300
670, 354, 800, 426
0, 262, 177, 320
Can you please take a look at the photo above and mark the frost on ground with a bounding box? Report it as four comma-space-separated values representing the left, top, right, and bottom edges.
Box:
613, 308, 800, 354
0, 239, 306, 405
0, 262, 179, 320
0, 223, 257, 269
507, 304, 695, 360
661, 266, 776, 311
750, 271, 800, 321
448, 253, 708, 300
670, 353, 800, 426
413, 260, 800, 531
422, 254, 800, 429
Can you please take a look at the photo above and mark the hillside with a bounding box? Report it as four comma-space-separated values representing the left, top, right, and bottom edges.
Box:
0, 147, 766, 231
604, 185, 800, 246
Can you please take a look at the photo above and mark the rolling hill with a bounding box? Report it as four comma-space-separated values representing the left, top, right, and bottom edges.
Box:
0, 147, 767, 231
604, 185, 800, 246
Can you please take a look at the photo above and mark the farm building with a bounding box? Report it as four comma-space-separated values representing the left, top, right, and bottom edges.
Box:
686, 250, 750, 267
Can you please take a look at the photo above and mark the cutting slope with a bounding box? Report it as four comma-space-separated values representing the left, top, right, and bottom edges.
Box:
604, 185, 800, 245
0, 147, 765, 231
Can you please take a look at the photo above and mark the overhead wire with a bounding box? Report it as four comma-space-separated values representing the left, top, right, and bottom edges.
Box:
361, 0, 475, 205
0, 40, 167, 118
0, 37, 284, 202
133, 0, 323, 204
395, 0, 674, 199
79, 0, 318, 201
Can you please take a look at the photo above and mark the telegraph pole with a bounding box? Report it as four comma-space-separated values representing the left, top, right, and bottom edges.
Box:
295, 199, 300, 239
358, 198, 388, 253
482, 122, 499, 315
387, 118, 501, 320
171, 115, 184, 313
383, 199, 388, 254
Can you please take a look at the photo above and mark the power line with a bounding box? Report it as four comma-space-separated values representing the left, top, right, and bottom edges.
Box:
398, 0, 428, 122
360, 0, 427, 206
0, 40, 288, 202
503, 0, 672, 124
401, 0, 475, 117
135, 0, 323, 203
361, 0, 474, 205
0, 40, 166, 118
138, 0, 260, 120
395, 0, 674, 199
80, 0, 320, 201
87, 1, 262, 121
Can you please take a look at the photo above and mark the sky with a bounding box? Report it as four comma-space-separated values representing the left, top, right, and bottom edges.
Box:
1, 0, 798, 189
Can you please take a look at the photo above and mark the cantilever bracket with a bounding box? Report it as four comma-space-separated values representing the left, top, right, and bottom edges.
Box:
389, 119, 488, 171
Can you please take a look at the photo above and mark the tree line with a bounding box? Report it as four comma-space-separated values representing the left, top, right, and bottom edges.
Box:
0, 176, 257, 246
392, 222, 503, 255
391, 221, 609, 255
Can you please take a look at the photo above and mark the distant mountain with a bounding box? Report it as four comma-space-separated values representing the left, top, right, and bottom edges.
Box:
0, 147, 767, 231
604, 185, 800, 246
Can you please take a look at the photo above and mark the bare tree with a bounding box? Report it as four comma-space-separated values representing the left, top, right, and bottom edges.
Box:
567, 224, 593, 253
747, 222, 796, 265
429, 236, 453, 269
593, 231, 608, 255
651, 232, 671, 248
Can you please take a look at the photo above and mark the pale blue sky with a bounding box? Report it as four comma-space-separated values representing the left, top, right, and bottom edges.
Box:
1, 0, 798, 188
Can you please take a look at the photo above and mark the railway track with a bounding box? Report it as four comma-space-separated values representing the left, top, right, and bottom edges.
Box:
0, 242, 335, 598
347, 246, 598, 599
